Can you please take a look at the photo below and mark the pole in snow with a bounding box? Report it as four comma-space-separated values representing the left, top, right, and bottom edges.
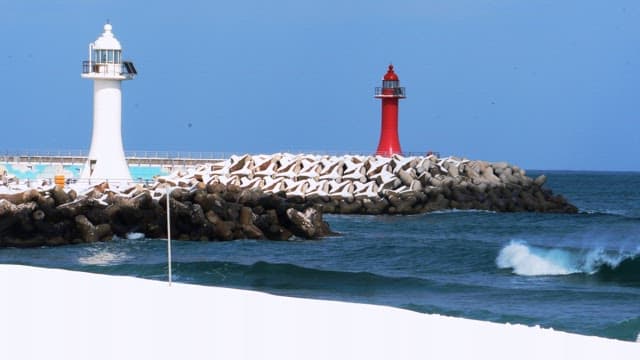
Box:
166, 186, 172, 286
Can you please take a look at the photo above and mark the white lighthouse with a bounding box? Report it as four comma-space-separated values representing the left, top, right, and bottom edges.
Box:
80, 23, 137, 184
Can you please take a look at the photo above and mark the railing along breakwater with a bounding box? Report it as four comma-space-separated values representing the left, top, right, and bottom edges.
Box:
0, 150, 441, 167
0, 150, 230, 167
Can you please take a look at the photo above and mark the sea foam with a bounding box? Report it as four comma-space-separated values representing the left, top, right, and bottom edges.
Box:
496, 241, 577, 276
126, 232, 145, 240
78, 250, 130, 266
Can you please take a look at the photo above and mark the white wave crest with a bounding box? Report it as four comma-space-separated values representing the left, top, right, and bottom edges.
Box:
496, 241, 577, 276
126, 232, 145, 240
496, 241, 640, 277
78, 250, 130, 266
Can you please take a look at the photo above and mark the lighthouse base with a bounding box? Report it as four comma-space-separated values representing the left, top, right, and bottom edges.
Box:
80, 157, 132, 185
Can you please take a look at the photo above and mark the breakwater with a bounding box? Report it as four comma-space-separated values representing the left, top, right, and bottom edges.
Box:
0, 183, 332, 248
0, 153, 577, 247
155, 153, 577, 214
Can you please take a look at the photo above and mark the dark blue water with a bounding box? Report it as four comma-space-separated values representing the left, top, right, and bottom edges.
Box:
1, 171, 639, 341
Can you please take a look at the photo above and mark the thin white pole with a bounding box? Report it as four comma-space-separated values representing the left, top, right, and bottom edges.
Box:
166, 186, 172, 286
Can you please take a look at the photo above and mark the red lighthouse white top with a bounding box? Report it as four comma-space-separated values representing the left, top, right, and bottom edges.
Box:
375, 64, 405, 157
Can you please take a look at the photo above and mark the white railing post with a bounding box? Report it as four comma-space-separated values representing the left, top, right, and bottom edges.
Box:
166, 186, 173, 286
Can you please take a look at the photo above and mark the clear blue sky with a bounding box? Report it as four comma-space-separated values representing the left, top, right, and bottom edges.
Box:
1, 1, 638, 171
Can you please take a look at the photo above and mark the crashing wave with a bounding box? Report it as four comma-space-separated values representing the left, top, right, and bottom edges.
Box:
496, 240, 640, 281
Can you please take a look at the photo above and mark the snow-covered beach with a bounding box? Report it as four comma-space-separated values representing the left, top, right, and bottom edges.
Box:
1, 265, 638, 360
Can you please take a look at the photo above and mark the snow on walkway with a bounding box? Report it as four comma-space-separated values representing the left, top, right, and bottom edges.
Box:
1, 265, 638, 360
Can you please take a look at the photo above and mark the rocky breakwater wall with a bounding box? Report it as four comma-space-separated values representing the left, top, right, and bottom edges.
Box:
0, 183, 332, 248
166, 153, 577, 215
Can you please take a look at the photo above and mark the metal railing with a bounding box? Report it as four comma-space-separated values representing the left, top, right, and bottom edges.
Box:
0, 150, 226, 161
1, 177, 152, 188
125, 150, 231, 160
82, 61, 135, 78
0, 149, 442, 165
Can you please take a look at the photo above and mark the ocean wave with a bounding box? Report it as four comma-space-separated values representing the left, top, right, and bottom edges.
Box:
428, 209, 497, 215
581, 209, 625, 216
171, 260, 436, 292
78, 250, 131, 266
580, 209, 640, 220
496, 241, 640, 281
598, 316, 640, 342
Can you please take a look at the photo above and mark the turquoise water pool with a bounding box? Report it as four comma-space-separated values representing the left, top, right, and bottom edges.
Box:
1, 163, 167, 181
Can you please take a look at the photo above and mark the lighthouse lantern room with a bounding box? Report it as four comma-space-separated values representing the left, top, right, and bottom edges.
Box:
80, 23, 137, 184
374, 64, 405, 157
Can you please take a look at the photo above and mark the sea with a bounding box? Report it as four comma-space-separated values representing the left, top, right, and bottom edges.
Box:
1, 170, 639, 341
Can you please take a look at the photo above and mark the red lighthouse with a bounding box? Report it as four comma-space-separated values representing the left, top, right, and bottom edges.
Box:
375, 64, 406, 157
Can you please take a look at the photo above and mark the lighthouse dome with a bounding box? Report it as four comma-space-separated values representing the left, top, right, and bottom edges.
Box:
93, 23, 122, 50
383, 64, 399, 81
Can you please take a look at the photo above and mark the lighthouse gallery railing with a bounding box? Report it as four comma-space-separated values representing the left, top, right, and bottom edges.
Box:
374, 87, 406, 97
82, 61, 136, 76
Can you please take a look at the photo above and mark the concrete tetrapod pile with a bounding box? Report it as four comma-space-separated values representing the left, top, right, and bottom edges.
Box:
153, 153, 577, 215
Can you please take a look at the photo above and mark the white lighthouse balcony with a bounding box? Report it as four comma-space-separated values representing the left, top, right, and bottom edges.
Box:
82, 60, 137, 80
374, 87, 406, 98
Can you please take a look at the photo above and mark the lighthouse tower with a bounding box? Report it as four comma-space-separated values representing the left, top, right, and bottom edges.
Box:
374, 64, 405, 157
80, 23, 137, 183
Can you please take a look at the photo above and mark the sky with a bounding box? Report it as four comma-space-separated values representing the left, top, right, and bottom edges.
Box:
0, 0, 638, 171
